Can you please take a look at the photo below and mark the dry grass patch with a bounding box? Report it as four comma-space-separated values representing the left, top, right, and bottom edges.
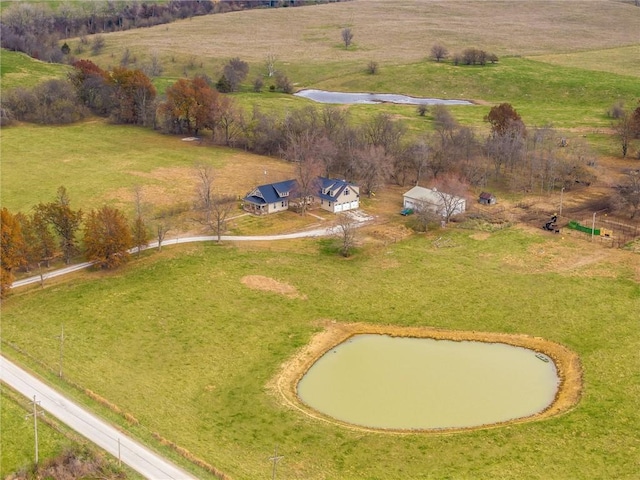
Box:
241, 275, 307, 299
530, 45, 640, 78
500, 229, 638, 279
470, 232, 491, 241
83, 1, 640, 71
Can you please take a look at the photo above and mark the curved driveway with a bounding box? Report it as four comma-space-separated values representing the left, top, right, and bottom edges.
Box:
4, 216, 371, 477
11, 221, 366, 289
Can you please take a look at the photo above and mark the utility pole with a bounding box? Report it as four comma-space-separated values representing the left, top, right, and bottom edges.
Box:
592, 212, 596, 241
269, 445, 284, 480
559, 187, 565, 217
25, 395, 45, 465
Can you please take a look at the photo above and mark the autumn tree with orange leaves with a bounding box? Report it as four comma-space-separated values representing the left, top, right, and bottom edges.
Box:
158, 76, 223, 135
108, 67, 156, 125
84, 206, 133, 269
1, 208, 26, 297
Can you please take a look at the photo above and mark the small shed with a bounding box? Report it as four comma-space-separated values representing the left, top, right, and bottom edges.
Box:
478, 192, 497, 205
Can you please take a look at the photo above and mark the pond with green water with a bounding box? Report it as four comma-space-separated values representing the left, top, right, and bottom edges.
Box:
297, 334, 559, 430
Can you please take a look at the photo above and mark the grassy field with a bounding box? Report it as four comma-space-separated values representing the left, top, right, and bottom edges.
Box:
2, 226, 639, 479
0, 385, 140, 478
0, 50, 71, 90
0, 120, 297, 215
1, 387, 71, 475
76, 0, 640, 72
2, 1, 640, 478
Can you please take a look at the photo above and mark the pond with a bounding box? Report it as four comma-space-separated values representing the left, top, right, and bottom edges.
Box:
294, 89, 474, 106
296, 334, 559, 430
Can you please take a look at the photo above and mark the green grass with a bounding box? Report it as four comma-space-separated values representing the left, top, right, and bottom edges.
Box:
0, 387, 71, 476
2, 2, 640, 477
0, 386, 140, 479
2, 228, 639, 479
0, 120, 232, 214
0, 49, 71, 91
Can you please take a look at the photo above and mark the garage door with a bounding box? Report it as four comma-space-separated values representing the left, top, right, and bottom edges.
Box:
335, 204, 344, 212
350, 201, 359, 209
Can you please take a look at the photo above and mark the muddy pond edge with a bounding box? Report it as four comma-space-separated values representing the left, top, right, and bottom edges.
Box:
268, 321, 583, 435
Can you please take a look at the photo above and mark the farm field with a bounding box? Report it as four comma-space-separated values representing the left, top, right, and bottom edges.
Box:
2, 227, 639, 479
1, 0, 640, 478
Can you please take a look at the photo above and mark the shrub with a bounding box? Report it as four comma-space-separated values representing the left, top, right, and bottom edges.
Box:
253, 77, 264, 93
275, 73, 293, 94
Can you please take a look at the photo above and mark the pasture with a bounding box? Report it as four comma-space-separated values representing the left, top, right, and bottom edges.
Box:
2, 1, 640, 478
2, 227, 639, 479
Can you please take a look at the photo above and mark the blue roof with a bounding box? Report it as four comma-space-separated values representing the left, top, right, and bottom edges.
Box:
244, 179, 297, 205
317, 177, 355, 201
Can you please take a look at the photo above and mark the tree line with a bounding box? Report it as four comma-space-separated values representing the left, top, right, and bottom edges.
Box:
0, 0, 346, 64
5, 57, 636, 215
0, 157, 248, 298
0, 187, 137, 297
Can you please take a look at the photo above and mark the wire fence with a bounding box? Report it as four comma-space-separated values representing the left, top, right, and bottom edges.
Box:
572, 217, 640, 248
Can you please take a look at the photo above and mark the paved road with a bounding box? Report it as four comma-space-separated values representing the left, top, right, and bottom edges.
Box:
0, 356, 197, 479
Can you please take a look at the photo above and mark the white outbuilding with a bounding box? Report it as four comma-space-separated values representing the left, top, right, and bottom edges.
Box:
403, 186, 466, 218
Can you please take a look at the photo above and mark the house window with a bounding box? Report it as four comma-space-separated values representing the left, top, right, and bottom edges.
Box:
282, 201, 285, 207
345, 188, 350, 195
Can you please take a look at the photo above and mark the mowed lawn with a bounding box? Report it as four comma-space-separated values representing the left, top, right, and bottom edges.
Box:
2, 227, 639, 479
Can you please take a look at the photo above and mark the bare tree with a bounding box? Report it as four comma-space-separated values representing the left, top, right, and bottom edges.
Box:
366, 61, 379, 74
614, 170, 640, 219
334, 213, 357, 257
91, 35, 105, 55
131, 186, 150, 257
404, 139, 430, 186
353, 145, 393, 197
341, 27, 354, 49
485, 127, 526, 176
283, 130, 324, 215
265, 51, 277, 77
431, 44, 448, 62
362, 113, 405, 156
216, 97, 243, 146
194, 163, 214, 225
155, 220, 171, 252
430, 175, 469, 223
222, 57, 249, 92
209, 194, 236, 243
613, 110, 635, 158
413, 201, 441, 232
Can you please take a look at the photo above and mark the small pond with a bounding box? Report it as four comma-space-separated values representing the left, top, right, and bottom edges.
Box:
297, 334, 559, 430
294, 89, 473, 106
